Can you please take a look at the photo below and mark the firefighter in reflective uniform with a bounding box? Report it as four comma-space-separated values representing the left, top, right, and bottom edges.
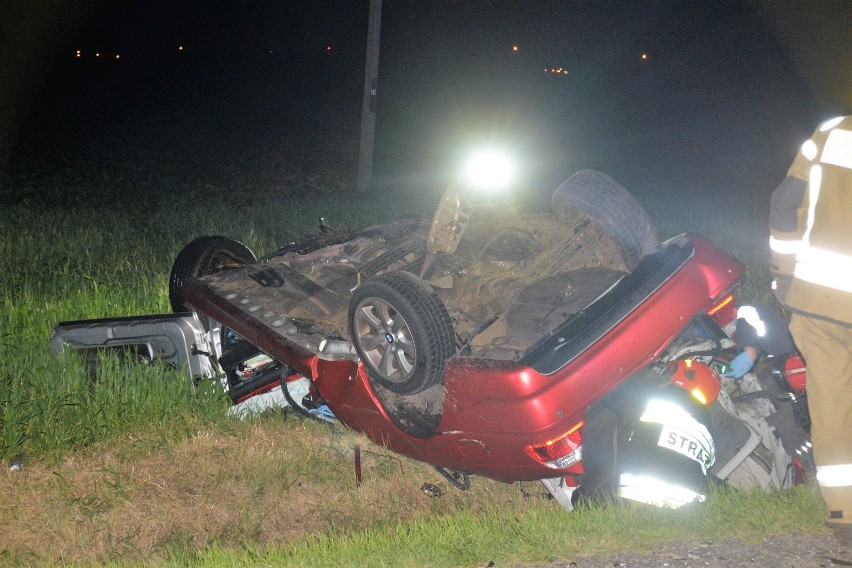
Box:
769, 115, 852, 543
723, 303, 797, 379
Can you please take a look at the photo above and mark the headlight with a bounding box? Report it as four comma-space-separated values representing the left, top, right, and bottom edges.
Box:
462, 150, 516, 192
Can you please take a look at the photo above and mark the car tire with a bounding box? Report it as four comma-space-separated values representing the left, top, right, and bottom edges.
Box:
551, 169, 658, 269
169, 236, 256, 313
349, 271, 455, 395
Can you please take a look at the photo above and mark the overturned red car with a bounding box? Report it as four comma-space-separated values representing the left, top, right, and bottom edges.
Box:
53, 168, 810, 510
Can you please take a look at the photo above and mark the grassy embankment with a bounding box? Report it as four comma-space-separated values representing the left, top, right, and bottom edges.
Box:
0, 183, 826, 566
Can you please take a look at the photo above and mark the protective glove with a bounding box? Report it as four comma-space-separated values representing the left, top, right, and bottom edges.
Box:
308, 404, 336, 423
723, 351, 755, 379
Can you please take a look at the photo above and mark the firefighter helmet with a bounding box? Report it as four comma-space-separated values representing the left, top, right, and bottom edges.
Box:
771, 353, 807, 393
669, 359, 721, 407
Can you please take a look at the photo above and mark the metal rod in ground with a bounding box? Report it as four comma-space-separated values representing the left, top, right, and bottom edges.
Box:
355, 444, 362, 487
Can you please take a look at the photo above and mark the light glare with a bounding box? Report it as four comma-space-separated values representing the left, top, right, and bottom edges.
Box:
463, 150, 516, 191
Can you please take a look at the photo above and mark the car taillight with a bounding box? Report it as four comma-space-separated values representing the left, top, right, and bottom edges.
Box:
525, 421, 583, 469
707, 292, 736, 329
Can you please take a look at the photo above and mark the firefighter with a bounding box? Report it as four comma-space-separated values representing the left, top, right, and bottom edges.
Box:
769, 115, 852, 544
723, 303, 797, 379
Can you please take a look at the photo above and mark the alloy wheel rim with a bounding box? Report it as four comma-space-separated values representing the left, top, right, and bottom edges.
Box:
353, 298, 416, 384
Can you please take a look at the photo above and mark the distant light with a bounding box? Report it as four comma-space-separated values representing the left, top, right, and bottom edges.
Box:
75, 49, 81, 58
641, 53, 649, 60
325, 45, 333, 52
178, 45, 184, 51
562, 70, 567, 75
115, 54, 120, 59
95, 52, 100, 57
512, 45, 519, 52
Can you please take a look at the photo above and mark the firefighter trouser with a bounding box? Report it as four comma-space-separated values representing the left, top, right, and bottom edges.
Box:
790, 314, 852, 525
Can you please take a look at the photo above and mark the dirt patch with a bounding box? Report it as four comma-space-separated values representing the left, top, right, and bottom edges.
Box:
524, 533, 851, 567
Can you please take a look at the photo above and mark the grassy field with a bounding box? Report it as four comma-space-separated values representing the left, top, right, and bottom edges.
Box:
0, 179, 825, 567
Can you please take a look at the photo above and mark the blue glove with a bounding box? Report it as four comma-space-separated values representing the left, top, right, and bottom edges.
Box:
308, 404, 336, 423
723, 351, 755, 379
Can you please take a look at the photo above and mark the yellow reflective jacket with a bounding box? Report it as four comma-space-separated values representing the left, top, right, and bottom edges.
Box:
769, 116, 852, 326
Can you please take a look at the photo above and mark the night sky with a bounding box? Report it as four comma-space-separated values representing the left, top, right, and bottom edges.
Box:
6, 0, 851, 199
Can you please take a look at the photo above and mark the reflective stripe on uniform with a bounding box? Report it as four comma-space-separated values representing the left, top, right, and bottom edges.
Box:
821, 127, 852, 170
618, 473, 705, 509
816, 463, 852, 488
794, 245, 852, 294
801, 139, 819, 161
769, 236, 801, 255
784, 161, 852, 293
737, 306, 766, 336
820, 116, 846, 132
640, 399, 713, 448
801, 165, 822, 248
640, 399, 715, 472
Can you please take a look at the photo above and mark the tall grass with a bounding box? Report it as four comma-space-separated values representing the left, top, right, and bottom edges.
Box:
0, 189, 436, 461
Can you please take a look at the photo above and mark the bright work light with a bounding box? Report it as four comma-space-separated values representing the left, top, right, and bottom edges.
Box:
462, 150, 516, 191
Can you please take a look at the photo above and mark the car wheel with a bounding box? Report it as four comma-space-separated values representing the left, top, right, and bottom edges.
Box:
349, 271, 454, 395
551, 169, 658, 269
169, 236, 256, 313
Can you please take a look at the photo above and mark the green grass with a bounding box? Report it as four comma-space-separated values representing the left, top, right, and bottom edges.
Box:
0, 182, 813, 567
114, 485, 825, 568
0, 190, 438, 461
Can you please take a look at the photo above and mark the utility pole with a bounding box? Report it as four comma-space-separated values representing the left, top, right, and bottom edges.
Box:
356, 0, 381, 193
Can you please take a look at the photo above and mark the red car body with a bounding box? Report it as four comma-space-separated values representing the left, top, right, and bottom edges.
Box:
183, 232, 743, 483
